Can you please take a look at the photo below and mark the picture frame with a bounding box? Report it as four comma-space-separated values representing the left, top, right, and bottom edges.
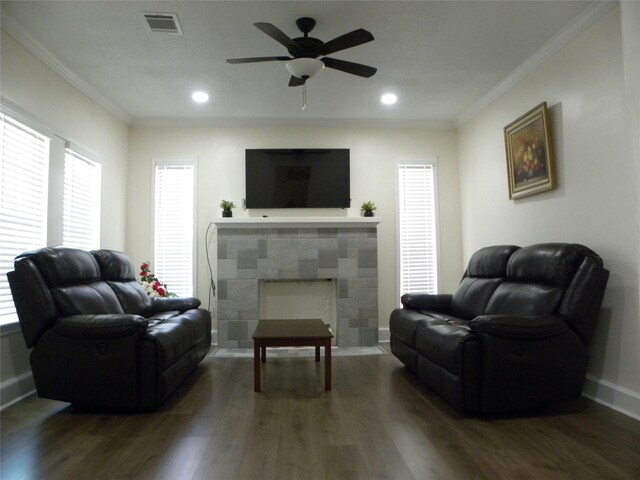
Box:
504, 102, 555, 199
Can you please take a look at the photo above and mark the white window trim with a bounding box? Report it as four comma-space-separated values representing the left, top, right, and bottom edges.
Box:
63, 145, 102, 250
150, 157, 198, 296
395, 156, 442, 307
0, 101, 102, 326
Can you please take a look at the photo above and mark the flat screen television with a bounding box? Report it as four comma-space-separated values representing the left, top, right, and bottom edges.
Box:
245, 149, 350, 208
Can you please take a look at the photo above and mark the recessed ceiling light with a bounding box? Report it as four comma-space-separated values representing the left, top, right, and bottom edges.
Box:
381, 93, 397, 105
192, 91, 209, 103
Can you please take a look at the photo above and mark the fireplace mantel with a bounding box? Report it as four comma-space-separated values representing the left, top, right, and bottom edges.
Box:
213, 217, 381, 229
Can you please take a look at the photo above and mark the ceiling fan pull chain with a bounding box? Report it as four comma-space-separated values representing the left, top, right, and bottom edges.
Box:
302, 83, 307, 111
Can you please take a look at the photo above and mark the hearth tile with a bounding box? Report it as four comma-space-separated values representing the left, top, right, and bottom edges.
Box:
358, 268, 378, 278
218, 259, 238, 279
238, 308, 258, 320
238, 250, 258, 269
338, 258, 358, 278
217, 280, 228, 300
257, 259, 277, 278
217, 300, 238, 320
338, 238, 349, 257
319, 228, 338, 237
358, 249, 377, 268
338, 279, 349, 298
318, 268, 338, 279
319, 249, 338, 268
227, 321, 247, 341
349, 318, 368, 328
278, 269, 298, 278
359, 328, 378, 345
298, 259, 319, 278
257, 239, 268, 258
217, 240, 227, 259
238, 269, 258, 279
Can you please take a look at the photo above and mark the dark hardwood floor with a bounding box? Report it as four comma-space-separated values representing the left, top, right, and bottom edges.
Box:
1, 347, 639, 480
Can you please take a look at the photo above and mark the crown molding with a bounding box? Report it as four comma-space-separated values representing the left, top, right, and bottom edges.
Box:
455, 0, 618, 126
1, 12, 132, 124
131, 116, 455, 130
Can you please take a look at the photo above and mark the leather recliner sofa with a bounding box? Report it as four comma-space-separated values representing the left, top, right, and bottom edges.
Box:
7, 246, 211, 410
390, 243, 609, 415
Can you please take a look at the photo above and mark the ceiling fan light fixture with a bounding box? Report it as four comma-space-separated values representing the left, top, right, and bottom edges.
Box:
192, 91, 209, 103
381, 93, 397, 105
286, 58, 325, 79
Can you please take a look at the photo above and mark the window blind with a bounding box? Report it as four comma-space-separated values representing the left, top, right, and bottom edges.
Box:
63, 148, 101, 250
398, 163, 438, 297
0, 113, 50, 322
154, 163, 195, 297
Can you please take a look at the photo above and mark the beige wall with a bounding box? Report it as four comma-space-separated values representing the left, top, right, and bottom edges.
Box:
0, 31, 129, 408
458, 6, 640, 418
127, 126, 462, 336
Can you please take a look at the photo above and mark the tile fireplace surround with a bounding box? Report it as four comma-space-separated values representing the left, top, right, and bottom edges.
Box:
214, 217, 380, 348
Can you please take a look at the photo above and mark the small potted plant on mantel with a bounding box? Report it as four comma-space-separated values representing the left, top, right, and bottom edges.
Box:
220, 200, 235, 218
361, 201, 376, 217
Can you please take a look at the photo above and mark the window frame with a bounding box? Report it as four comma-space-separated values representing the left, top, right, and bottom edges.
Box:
150, 157, 198, 297
395, 157, 442, 307
62, 144, 102, 250
0, 102, 102, 327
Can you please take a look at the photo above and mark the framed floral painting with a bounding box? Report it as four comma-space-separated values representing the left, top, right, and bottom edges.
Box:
504, 102, 556, 199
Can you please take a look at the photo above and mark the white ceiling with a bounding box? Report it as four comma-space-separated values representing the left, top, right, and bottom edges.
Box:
1, 1, 605, 127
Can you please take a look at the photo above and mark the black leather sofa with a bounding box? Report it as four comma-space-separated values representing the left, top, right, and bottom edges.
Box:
390, 243, 609, 415
7, 247, 211, 410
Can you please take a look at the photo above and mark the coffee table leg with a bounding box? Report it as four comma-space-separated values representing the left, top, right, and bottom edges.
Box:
315, 345, 320, 362
254, 342, 261, 392
261, 346, 266, 363
325, 340, 331, 391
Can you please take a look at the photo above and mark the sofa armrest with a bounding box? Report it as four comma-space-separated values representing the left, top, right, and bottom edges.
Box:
53, 314, 148, 339
151, 296, 201, 312
469, 315, 569, 339
401, 293, 452, 312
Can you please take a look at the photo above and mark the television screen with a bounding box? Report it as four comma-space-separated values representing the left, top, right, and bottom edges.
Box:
245, 149, 350, 208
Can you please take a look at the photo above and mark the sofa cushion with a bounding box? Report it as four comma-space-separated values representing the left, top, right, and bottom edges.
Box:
92, 249, 153, 316
23, 247, 101, 287
506, 243, 585, 287
142, 309, 210, 371
92, 249, 137, 281
51, 282, 125, 315
390, 306, 470, 346
466, 245, 520, 277
107, 281, 152, 316
485, 282, 564, 316
449, 277, 503, 319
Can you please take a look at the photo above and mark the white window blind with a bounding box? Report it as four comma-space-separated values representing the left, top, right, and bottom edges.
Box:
398, 162, 438, 298
0, 113, 50, 323
153, 162, 195, 297
63, 148, 101, 250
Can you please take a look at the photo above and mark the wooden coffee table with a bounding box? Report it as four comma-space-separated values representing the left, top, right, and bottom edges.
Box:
252, 319, 333, 392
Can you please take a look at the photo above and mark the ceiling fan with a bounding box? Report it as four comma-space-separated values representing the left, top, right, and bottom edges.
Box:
226, 17, 377, 87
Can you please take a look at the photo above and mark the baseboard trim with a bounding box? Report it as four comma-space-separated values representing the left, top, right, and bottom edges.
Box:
378, 327, 390, 343
0, 371, 36, 411
583, 375, 640, 421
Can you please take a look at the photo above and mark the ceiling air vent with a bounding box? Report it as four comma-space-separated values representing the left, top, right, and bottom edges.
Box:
143, 13, 183, 35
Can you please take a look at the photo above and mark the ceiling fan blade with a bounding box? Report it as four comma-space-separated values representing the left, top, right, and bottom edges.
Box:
322, 57, 377, 78
318, 28, 374, 56
226, 56, 291, 64
254, 22, 300, 54
288, 75, 306, 87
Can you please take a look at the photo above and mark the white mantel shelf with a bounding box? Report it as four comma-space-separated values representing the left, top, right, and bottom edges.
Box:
213, 217, 381, 229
